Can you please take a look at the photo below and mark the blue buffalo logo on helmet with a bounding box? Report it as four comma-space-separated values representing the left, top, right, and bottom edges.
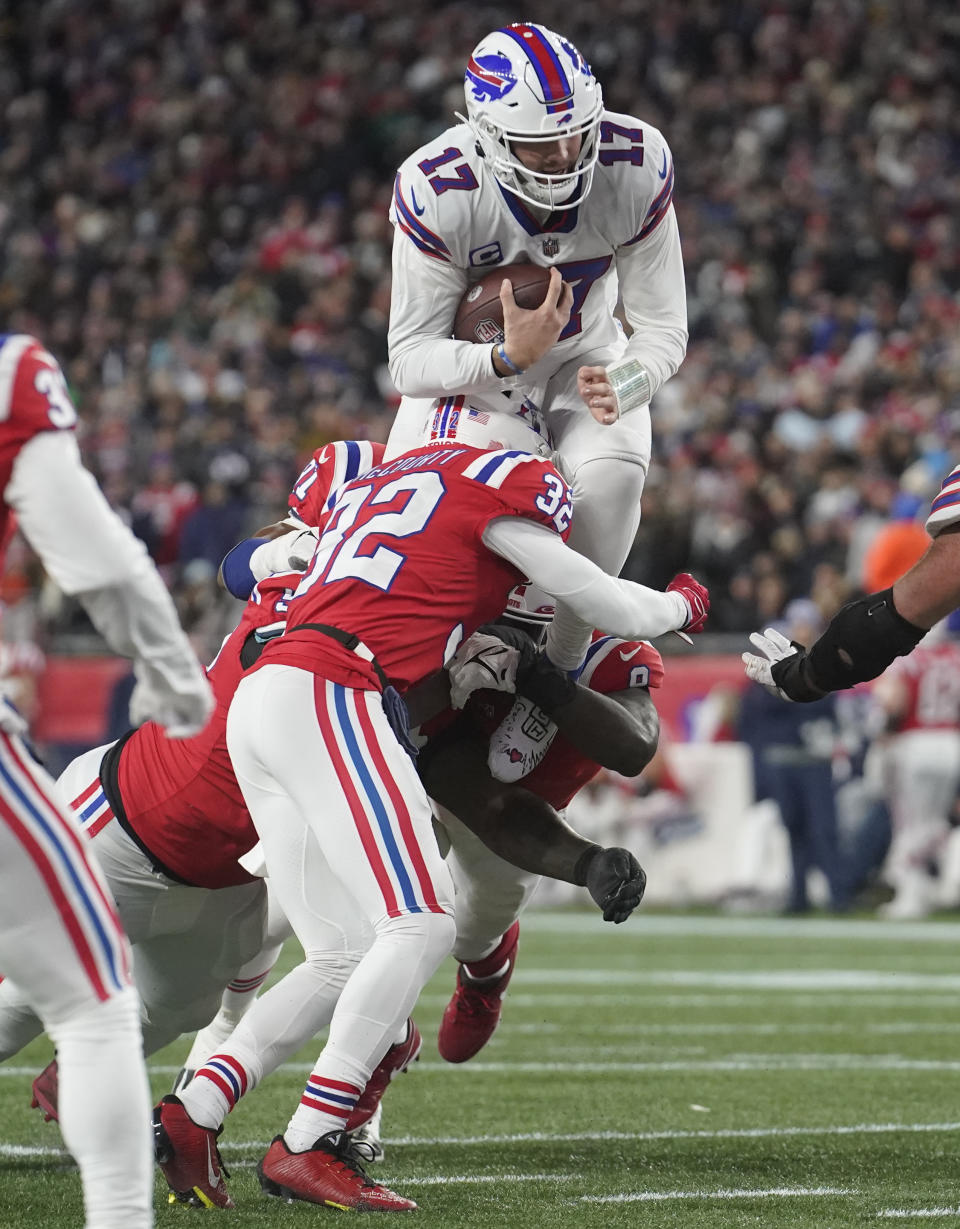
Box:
465, 52, 517, 103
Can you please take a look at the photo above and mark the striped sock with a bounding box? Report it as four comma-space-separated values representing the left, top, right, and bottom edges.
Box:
178, 1053, 250, 1130
284, 1073, 363, 1152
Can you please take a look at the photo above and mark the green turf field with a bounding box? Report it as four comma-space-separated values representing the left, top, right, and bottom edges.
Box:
4, 908, 960, 1227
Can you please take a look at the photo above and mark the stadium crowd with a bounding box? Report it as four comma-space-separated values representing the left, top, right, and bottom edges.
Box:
0, 0, 959, 657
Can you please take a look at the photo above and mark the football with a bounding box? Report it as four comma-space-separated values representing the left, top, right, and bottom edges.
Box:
453, 262, 554, 344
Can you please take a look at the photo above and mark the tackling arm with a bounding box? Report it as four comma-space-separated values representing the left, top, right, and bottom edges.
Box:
546, 685, 659, 780
420, 722, 645, 922
482, 516, 694, 641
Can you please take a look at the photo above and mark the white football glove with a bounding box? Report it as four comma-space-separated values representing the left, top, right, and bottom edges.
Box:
741, 627, 801, 700
129, 661, 215, 738
448, 630, 523, 710
250, 528, 319, 580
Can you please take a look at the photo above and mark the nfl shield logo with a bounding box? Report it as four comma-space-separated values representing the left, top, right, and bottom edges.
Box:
542, 237, 559, 257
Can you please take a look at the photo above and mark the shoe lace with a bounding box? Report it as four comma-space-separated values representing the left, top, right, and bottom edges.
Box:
318, 1130, 378, 1190
458, 982, 502, 1017
212, 1141, 231, 1182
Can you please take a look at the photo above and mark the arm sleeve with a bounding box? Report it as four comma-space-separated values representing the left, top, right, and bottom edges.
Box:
386, 231, 518, 397
482, 517, 688, 641
6, 431, 206, 688
608, 204, 688, 406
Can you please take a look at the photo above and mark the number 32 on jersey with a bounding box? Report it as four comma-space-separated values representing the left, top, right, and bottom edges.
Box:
295, 466, 571, 597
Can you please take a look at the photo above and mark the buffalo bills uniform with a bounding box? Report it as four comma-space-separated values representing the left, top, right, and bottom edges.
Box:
386, 23, 687, 671
439, 635, 664, 963
0, 335, 212, 1228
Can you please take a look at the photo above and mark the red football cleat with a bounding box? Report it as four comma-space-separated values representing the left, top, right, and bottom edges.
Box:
346, 1018, 421, 1131
438, 921, 520, 1063
153, 1094, 234, 1209
257, 1130, 416, 1211
31, 1059, 59, 1123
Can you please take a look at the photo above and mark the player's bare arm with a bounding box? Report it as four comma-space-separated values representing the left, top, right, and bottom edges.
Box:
492, 266, 573, 376
420, 727, 645, 924
892, 523, 960, 628
545, 685, 660, 779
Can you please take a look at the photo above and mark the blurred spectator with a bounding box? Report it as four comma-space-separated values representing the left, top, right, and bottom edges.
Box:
0, 1, 957, 647
860, 491, 932, 592
736, 600, 851, 912
870, 623, 960, 917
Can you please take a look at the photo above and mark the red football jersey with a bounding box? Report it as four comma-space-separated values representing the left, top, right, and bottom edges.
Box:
116, 570, 298, 888
260, 444, 574, 692
288, 440, 385, 527
0, 334, 79, 545
882, 641, 960, 732
468, 635, 664, 811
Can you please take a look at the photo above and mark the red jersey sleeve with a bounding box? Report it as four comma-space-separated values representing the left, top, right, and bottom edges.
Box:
577, 634, 665, 693
0, 336, 77, 466
459, 450, 573, 541
288, 440, 385, 526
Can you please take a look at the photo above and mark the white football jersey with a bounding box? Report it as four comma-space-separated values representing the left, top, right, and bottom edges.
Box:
927, 464, 960, 536
388, 111, 687, 405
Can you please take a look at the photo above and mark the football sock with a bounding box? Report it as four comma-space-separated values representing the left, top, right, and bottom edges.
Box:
462, 929, 513, 983
181, 962, 275, 1073
50, 988, 152, 1228
284, 1065, 364, 1151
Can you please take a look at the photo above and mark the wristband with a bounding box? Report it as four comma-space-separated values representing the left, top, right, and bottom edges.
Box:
220, 538, 261, 600
607, 360, 652, 414
496, 343, 525, 376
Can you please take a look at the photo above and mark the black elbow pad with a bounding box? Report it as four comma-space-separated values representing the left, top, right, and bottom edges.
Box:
805, 588, 926, 691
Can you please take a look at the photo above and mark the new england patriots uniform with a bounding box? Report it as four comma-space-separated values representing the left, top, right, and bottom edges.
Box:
0, 335, 212, 1228
41, 440, 386, 1061
262, 444, 573, 690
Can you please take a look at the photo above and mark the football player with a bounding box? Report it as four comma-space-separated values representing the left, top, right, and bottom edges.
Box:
385, 22, 688, 677
743, 462, 960, 698
1, 442, 409, 1212
421, 606, 666, 1063
0, 334, 212, 1228
156, 401, 707, 1213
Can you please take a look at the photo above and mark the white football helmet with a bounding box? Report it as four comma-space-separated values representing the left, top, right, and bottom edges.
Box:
424, 395, 554, 457
457, 23, 603, 210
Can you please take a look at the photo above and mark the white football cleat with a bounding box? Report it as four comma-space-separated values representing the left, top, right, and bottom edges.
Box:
487, 695, 557, 783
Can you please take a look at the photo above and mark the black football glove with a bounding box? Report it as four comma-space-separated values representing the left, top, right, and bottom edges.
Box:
577, 846, 647, 924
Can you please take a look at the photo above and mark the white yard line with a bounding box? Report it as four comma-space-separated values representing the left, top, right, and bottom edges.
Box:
877, 1210, 960, 1220
5, 1054, 960, 1079
580, 1185, 855, 1204
418, 992, 960, 1009
402, 1173, 573, 1187
511, 968, 960, 990
509, 1021, 960, 1036
6, 1120, 960, 1161
522, 910, 960, 943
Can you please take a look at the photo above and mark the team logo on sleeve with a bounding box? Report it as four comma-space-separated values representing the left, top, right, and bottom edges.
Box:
465, 53, 517, 102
